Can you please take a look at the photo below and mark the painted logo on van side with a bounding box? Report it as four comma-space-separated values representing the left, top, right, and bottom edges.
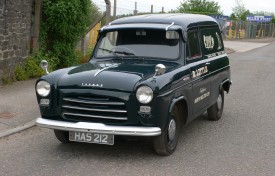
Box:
192, 66, 208, 78
203, 35, 214, 50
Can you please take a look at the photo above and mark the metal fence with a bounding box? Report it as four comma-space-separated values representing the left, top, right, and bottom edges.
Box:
224, 20, 275, 39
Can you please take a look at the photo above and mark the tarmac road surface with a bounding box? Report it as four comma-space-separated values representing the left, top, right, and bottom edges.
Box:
0, 42, 274, 176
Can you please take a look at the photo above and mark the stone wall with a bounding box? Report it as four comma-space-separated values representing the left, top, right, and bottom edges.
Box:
0, 0, 33, 84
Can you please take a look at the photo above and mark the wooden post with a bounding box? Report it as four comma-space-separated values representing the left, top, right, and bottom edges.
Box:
133, 2, 138, 15
113, 0, 116, 20
32, 0, 42, 52
81, 38, 86, 56
105, 0, 111, 24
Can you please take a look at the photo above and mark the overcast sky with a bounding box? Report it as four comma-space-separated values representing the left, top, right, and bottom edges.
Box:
93, 0, 275, 16
134, 0, 275, 15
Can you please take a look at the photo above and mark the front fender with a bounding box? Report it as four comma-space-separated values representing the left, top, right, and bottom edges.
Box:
169, 96, 186, 113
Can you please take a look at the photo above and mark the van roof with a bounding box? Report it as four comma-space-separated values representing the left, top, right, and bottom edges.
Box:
111, 13, 218, 29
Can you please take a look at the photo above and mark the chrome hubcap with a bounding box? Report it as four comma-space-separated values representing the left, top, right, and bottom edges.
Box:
168, 119, 176, 141
217, 94, 222, 110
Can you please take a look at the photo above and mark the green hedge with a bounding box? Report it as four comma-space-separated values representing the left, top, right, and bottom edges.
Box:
40, 0, 98, 70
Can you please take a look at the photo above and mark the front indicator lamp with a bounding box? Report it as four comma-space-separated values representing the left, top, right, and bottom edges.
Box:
40, 99, 50, 106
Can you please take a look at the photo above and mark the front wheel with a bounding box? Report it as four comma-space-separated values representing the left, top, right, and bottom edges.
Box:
153, 105, 181, 156
207, 87, 224, 121
54, 130, 70, 143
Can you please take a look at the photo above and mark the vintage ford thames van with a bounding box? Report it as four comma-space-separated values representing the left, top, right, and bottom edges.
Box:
36, 14, 231, 155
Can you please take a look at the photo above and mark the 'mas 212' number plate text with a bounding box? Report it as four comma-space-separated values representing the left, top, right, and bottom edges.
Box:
69, 131, 114, 145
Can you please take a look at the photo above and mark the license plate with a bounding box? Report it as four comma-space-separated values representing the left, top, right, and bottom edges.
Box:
69, 131, 114, 145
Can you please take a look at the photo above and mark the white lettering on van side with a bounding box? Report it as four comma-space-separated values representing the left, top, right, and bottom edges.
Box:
203, 35, 214, 50
205, 51, 225, 58
192, 66, 208, 78
200, 87, 206, 93
194, 92, 210, 104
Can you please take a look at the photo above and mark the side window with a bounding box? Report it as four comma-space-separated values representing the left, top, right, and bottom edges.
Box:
200, 27, 224, 56
187, 30, 201, 59
185, 43, 189, 59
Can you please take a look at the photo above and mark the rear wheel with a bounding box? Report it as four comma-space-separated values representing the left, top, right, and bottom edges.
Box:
207, 87, 224, 121
54, 130, 70, 143
153, 105, 181, 156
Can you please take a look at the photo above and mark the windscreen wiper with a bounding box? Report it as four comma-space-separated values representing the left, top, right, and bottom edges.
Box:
98, 47, 113, 53
98, 48, 143, 61
113, 51, 135, 56
98, 48, 135, 56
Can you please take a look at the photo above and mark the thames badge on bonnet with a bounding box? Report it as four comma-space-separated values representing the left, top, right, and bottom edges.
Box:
81, 83, 103, 87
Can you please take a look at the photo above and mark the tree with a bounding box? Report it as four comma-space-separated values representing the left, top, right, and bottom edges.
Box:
40, 0, 100, 69
253, 11, 275, 17
232, 0, 247, 20
241, 10, 251, 21
230, 13, 237, 20
177, 0, 222, 14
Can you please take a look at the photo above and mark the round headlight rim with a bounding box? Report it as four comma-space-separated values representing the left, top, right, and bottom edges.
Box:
36, 80, 51, 97
136, 85, 153, 104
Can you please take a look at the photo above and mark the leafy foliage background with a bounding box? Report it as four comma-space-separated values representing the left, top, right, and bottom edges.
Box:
176, 0, 221, 15
40, 0, 99, 70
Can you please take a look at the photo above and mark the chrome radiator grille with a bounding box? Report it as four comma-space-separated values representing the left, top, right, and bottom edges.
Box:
62, 96, 128, 122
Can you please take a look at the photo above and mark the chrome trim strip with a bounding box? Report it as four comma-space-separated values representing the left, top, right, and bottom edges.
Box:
63, 98, 124, 106
100, 23, 111, 32
62, 105, 127, 113
221, 78, 231, 85
165, 22, 175, 30
63, 112, 127, 120
94, 64, 118, 77
159, 63, 230, 97
36, 117, 161, 136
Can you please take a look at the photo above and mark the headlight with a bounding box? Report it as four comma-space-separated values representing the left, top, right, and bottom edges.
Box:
36, 80, 51, 97
136, 86, 153, 104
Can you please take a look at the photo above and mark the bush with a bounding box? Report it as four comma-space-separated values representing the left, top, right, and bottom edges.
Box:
75, 46, 94, 64
32, 52, 59, 72
2, 45, 80, 85
40, 0, 99, 69
1, 77, 13, 85
14, 64, 28, 81
24, 57, 44, 78
13, 54, 46, 82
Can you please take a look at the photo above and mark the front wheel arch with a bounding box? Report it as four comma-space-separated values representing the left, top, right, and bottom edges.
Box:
169, 96, 188, 125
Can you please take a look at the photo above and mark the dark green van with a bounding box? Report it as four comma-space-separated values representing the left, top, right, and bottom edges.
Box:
35, 14, 231, 155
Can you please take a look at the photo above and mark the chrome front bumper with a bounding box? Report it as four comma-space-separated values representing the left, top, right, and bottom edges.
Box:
36, 117, 161, 136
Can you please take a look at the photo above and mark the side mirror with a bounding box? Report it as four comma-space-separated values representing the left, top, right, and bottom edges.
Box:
154, 64, 166, 78
40, 60, 49, 74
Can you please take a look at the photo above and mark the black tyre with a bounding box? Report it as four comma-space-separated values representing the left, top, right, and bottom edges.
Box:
207, 87, 224, 121
54, 130, 70, 143
153, 105, 181, 156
